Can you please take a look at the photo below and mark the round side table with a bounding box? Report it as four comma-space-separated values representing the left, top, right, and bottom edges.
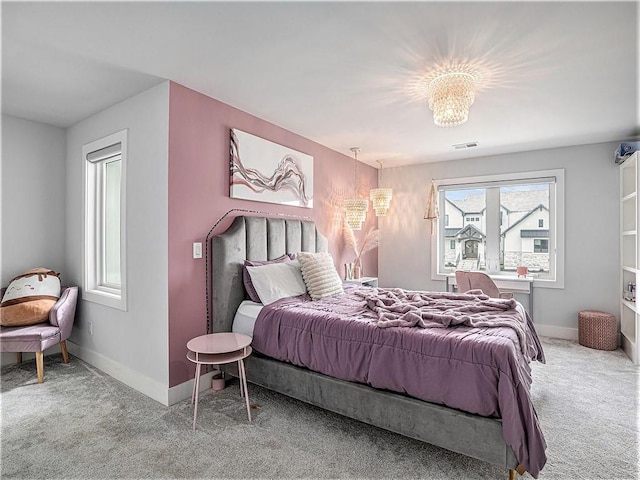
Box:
186, 332, 252, 430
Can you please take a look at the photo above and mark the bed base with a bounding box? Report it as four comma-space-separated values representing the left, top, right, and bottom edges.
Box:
222, 353, 524, 478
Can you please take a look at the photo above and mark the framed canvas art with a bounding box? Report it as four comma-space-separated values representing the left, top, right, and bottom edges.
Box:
230, 129, 313, 208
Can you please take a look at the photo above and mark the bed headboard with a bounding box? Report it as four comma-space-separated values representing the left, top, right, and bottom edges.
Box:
210, 215, 328, 333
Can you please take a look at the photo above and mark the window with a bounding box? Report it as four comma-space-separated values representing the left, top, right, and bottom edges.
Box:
432, 169, 565, 288
534, 239, 549, 253
450, 240, 456, 249
444, 214, 449, 227
83, 130, 127, 310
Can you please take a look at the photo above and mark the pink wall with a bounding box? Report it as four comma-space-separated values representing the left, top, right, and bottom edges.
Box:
168, 82, 378, 387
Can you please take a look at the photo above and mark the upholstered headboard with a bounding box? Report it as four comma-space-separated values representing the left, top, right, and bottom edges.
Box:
210, 215, 328, 333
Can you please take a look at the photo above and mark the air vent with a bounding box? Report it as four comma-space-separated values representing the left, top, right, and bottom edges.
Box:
453, 141, 479, 150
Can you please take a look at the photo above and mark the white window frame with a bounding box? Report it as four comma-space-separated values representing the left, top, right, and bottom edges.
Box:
83, 130, 128, 310
431, 169, 565, 289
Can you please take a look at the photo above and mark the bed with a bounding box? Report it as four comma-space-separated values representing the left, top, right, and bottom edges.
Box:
210, 215, 546, 479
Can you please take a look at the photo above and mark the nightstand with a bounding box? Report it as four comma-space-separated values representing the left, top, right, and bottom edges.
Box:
344, 276, 378, 287
186, 332, 252, 430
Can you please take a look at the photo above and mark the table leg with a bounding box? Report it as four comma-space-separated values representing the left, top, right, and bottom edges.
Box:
192, 362, 202, 431
239, 358, 251, 422
238, 360, 244, 398
191, 365, 197, 405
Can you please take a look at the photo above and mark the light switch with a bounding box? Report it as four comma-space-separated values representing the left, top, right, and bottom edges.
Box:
193, 242, 202, 259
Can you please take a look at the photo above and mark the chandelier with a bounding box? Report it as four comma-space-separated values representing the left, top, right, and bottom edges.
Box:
342, 147, 368, 230
369, 160, 392, 216
427, 71, 476, 127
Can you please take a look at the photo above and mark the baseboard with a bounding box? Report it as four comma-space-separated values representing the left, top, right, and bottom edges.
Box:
536, 324, 624, 347
535, 324, 579, 341
167, 370, 217, 406
67, 341, 170, 406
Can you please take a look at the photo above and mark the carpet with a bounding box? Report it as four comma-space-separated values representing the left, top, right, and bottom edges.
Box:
1, 338, 637, 479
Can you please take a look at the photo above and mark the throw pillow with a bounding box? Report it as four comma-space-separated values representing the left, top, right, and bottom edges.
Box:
297, 252, 344, 301
243, 254, 295, 302
246, 260, 307, 305
0, 268, 61, 327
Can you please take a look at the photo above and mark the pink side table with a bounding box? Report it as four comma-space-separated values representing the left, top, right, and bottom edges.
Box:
186, 332, 252, 430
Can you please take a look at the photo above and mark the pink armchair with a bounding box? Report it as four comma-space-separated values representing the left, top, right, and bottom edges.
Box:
455, 271, 513, 299
0, 286, 78, 383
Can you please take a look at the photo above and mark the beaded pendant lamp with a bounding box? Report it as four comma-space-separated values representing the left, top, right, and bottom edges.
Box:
342, 147, 368, 230
369, 160, 392, 216
427, 71, 477, 127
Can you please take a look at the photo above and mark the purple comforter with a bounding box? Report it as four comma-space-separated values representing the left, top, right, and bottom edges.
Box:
251, 286, 547, 477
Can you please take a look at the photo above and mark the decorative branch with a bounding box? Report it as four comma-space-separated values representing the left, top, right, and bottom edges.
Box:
344, 221, 379, 267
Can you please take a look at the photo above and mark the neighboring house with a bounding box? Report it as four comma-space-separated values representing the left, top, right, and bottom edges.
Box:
444, 189, 550, 272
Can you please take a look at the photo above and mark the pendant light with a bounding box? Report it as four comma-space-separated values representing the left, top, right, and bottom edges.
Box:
342, 147, 368, 230
370, 160, 392, 216
427, 69, 477, 127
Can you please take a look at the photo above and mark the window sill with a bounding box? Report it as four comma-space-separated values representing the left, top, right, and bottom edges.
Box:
84, 288, 127, 311
435, 272, 564, 290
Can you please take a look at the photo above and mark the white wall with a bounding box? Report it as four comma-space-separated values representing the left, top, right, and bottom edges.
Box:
65, 82, 170, 403
1, 115, 67, 366
379, 142, 620, 338
1, 116, 67, 284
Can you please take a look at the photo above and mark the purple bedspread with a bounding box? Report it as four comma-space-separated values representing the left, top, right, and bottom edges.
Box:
251, 286, 547, 477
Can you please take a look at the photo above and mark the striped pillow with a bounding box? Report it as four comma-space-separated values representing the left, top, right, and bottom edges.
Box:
297, 252, 343, 301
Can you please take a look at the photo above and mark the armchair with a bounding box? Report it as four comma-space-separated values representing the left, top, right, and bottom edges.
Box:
455, 271, 513, 299
0, 286, 78, 383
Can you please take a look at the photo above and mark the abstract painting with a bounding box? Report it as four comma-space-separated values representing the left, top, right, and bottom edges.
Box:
230, 129, 313, 208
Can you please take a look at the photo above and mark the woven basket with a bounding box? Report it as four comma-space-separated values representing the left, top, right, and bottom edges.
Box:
578, 310, 617, 351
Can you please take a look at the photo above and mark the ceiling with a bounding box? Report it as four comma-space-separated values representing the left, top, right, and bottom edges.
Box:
2, 2, 639, 167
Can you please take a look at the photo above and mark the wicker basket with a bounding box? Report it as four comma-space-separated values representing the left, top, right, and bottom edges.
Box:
578, 310, 617, 351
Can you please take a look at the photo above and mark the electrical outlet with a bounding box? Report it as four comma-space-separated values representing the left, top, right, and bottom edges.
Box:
88, 321, 93, 335
193, 242, 202, 259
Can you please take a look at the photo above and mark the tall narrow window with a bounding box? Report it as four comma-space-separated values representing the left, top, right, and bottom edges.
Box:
83, 130, 127, 310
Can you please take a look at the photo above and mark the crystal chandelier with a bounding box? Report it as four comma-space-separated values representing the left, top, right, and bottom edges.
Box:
369, 160, 392, 216
427, 71, 476, 127
342, 147, 368, 230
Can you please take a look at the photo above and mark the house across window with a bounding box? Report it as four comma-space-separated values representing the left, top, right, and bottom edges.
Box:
434, 168, 564, 287
534, 239, 549, 253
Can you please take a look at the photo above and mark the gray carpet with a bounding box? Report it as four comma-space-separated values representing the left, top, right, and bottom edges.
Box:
1, 338, 637, 479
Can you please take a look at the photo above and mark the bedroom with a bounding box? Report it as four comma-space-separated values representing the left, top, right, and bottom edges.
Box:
1, 1, 638, 479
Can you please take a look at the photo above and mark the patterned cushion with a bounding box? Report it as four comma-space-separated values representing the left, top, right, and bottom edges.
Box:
297, 252, 343, 301
0, 268, 61, 327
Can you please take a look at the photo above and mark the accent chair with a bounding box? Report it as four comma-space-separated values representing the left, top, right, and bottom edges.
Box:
455, 271, 513, 299
0, 286, 78, 383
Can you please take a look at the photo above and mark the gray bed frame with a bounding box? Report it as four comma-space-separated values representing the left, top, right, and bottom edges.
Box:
211, 215, 523, 478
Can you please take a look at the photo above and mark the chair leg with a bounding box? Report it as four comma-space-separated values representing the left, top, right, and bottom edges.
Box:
35, 351, 44, 383
60, 341, 69, 364
16, 352, 22, 364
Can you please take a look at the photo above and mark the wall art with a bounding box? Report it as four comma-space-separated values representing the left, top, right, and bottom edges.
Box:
230, 128, 313, 208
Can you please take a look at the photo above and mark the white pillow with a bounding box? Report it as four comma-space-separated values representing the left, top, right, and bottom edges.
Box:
297, 252, 344, 301
246, 260, 307, 305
